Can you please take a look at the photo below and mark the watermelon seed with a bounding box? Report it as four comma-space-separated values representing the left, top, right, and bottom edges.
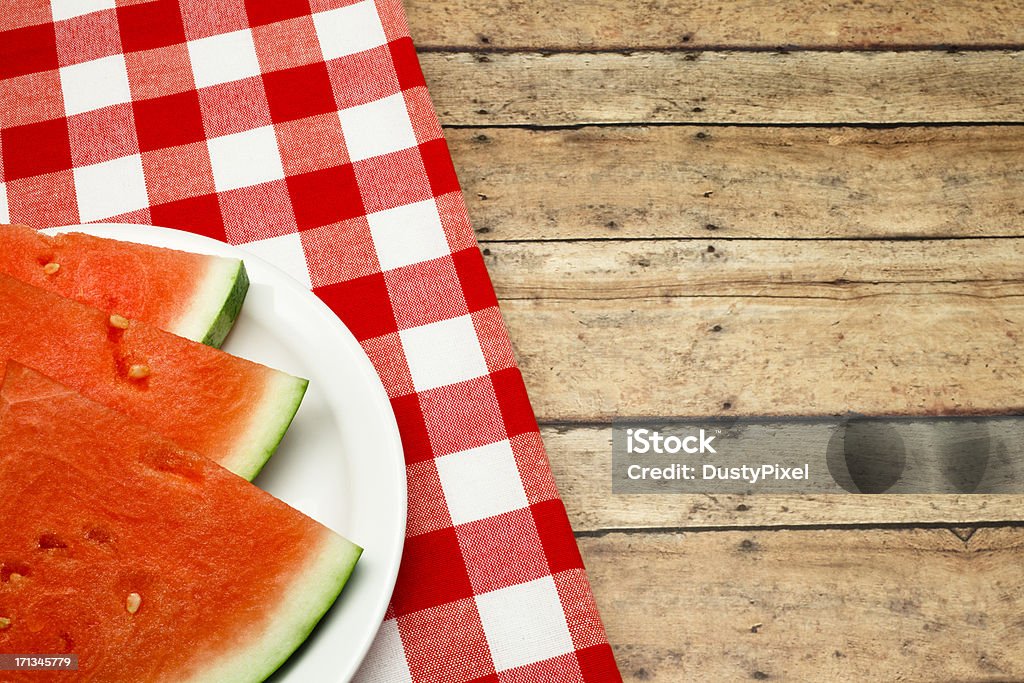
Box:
126, 593, 141, 614
42, 262, 60, 275
0, 617, 10, 630
85, 527, 112, 544
128, 364, 151, 380
109, 314, 130, 330
38, 533, 68, 550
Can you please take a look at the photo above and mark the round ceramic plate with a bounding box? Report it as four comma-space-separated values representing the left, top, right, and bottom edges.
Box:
45, 224, 406, 683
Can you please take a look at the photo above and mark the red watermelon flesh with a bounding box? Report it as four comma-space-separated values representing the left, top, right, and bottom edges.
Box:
0, 363, 361, 682
0, 224, 248, 348
0, 272, 305, 480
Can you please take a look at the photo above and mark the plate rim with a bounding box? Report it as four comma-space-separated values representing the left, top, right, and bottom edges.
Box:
43, 223, 406, 682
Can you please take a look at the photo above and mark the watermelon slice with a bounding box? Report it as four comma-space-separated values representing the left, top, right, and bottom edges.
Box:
0, 362, 361, 682
0, 223, 248, 348
0, 273, 306, 480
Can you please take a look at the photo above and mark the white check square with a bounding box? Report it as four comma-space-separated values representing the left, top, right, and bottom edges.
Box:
352, 620, 412, 683
367, 199, 449, 271
240, 233, 311, 289
338, 93, 417, 162
207, 126, 285, 193
436, 441, 529, 525
0, 183, 9, 224
51, 0, 115, 21
73, 155, 148, 222
475, 577, 575, 672
187, 29, 262, 89
399, 315, 489, 392
59, 54, 131, 117
312, 0, 387, 61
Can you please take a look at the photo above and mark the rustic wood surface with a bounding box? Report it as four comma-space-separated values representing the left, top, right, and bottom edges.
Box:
407, 1, 1024, 679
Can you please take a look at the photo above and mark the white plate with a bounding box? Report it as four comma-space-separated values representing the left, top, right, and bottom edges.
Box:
45, 224, 406, 683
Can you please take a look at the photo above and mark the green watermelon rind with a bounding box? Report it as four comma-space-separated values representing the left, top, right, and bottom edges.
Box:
228, 374, 310, 482
189, 534, 363, 683
172, 258, 250, 349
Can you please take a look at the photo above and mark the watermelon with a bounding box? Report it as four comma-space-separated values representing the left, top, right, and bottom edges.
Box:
0, 273, 306, 480
0, 223, 248, 348
0, 362, 361, 682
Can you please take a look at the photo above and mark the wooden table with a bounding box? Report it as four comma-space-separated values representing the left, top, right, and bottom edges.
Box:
405, 3, 1024, 679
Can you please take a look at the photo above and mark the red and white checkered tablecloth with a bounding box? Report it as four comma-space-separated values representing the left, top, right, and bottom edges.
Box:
0, 1, 621, 680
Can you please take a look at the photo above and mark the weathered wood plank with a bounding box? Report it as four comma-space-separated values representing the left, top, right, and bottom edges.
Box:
451, 126, 1024, 240
502, 295, 1024, 420
545, 425, 1024, 530
485, 238, 1024, 300
422, 51, 1024, 125
584, 527, 1024, 681
407, 0, 1024, 50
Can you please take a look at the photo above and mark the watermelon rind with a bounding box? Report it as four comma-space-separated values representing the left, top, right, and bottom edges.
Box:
171, 257, 250, 348
189, 534, 363, 683
227, 373, 310, 481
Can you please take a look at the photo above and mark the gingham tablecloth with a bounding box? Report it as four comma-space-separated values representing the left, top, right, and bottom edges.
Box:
0, 1, 620, 680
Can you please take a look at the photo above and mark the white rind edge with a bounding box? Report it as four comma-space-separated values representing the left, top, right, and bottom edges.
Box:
183, 531, 363, 683
171, 256, 245, 343
226, 372, 310, 481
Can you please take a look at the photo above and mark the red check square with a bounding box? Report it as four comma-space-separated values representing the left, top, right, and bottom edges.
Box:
263, 62, 337, 124
117, 0, 187, 53
389, 392, 433, 465
531, 500, 584, 575
133, 90, 206, 153
0, 23, 58, 80
491, 368, 540, 440
2, 118, 72, 181
150, 193, 227, 242
388, 37, 426, 92
286, 164, 364, 230
453, 247, 499, 314
315, 272, 398, 341
244, 0, 311, 27
576, 645, 622, 682
391, 527, 473, 616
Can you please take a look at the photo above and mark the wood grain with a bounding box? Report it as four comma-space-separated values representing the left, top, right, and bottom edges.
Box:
407, 0, 1024, 50
484, 238, 1024, 301
422, 51, 1024, 125
504, 295, 1024, 420
544, 425, 1024, 530
451, 126, 1024, 241
584, 526, 1024, 681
